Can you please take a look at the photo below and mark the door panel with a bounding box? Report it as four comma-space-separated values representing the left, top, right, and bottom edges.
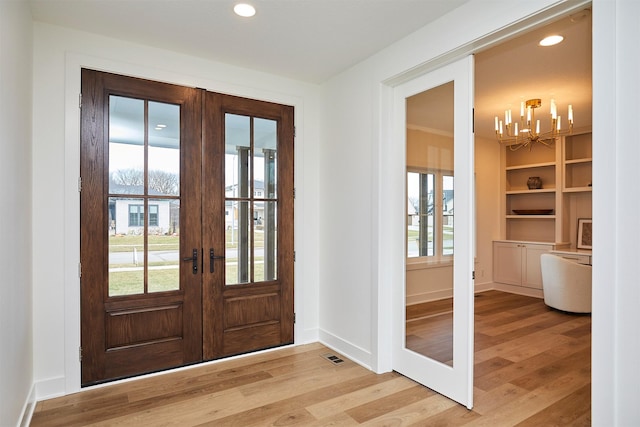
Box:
81, 69, 203, 385
202, 92, 294, 360
81, 70, 294, 384
394, 56, 475, 408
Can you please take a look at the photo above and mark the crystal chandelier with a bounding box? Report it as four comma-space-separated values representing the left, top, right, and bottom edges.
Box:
495, 98, 573, 151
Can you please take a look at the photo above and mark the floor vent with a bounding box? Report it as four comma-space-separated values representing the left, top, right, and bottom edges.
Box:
321, 353, 345, 365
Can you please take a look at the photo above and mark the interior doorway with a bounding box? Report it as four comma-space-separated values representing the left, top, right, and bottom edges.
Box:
80, 69, 294, 385
400, 5, 592, 413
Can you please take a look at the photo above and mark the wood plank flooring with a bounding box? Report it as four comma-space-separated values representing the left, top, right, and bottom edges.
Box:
31, 291, 591, 426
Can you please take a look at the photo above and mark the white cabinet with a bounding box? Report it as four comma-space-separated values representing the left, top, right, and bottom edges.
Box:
493, 241, 556, 289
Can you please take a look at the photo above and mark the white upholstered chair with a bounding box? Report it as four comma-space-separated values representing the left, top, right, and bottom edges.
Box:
540, 253, 592, 313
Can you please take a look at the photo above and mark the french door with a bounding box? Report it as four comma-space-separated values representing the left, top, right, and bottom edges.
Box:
393, 56, 475, 408
80, 69, 294, 386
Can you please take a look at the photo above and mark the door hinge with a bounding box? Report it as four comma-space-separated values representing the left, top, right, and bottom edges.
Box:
78, 176, 82, 192
79, 93, 82, 109
78, 262, 82, 279
293, 188, 296, 199
294, 126, 296, 138
79, 346, 83, 362
472, 270, 475, 280
293, 251, 296, 262
294, 313, 296, 324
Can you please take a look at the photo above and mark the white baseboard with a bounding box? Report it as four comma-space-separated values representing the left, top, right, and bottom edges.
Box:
474, 281, 495, 293
406, 289, 453, 306
491, 282, 544, 299
318, 329, 373, 371
18, 383, 36, 427
35, 376, 66, 401
295, 327, 319, 345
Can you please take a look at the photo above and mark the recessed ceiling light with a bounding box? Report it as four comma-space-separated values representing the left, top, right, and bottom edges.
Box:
234, 3, 256, 18
539, 35, 564, 47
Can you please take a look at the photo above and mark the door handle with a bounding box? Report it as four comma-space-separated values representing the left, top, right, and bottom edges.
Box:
209, 248, 225, 273
182, 249, 198, 274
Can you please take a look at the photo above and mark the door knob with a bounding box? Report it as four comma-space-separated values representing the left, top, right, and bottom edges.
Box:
182, 248, 198, 274
209, 248, 225, 273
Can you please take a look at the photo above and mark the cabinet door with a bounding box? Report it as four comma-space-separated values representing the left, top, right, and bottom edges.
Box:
522, 244, 552, 289
493, 242, 522, 285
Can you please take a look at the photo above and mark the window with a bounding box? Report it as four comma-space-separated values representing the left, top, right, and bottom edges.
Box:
148, 205, 159, 227
407, 170, 454, 260
128, 204, 159, 227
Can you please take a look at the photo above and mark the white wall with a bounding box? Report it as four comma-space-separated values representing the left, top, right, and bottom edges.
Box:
0, 1, 34, 425
592, 0, 640, 424
31, 22, 321, 398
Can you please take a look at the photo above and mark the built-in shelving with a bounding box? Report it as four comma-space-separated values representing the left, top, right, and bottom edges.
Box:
561, 131, 593, 248
499, 131, 593, 245
500, 140, 561, 242
495, 130, 592, 289
563, 132, 592, 192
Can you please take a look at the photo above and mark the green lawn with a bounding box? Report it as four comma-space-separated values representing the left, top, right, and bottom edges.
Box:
108, 229, 272, 295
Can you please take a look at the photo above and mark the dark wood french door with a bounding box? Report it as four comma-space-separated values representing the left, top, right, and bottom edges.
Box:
80, 69, 294, 386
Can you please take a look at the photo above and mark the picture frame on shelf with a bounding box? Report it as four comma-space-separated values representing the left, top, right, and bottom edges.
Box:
577, 218, 592, 249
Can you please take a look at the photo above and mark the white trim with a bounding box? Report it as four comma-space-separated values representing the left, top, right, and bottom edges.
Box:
35, 376, 66, 401
473, 282, 495, 293
406, 289, 453, 306
318, 329, 373, 371
492, 282, 544, 299
405, 259, 453, 270
63, 52, 309, 396
18, 383, 36, 427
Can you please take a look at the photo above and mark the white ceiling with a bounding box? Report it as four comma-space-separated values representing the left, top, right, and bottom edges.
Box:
28, 0, 469, 84
28, 1, 591, 141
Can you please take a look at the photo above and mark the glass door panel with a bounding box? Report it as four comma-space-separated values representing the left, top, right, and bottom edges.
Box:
255, 201, 277, 282
226, 200, 251, 285
147, 199, 180, 293
107, 95, 181, 296
108, 197, 144, 296
224, 113, 279, 285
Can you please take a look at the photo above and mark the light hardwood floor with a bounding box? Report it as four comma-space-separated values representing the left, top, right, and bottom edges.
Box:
31, 291, 591, 426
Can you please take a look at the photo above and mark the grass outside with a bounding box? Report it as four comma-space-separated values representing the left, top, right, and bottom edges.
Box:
108, 230, 272, 296
108, 261, 271, 296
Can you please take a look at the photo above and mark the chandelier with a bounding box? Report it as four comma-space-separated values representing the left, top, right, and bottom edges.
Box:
494, 98, 573, 151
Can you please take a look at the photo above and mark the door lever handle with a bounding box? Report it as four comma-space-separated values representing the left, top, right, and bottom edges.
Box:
209, 248, 225, 273
182, 249, 198, 274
